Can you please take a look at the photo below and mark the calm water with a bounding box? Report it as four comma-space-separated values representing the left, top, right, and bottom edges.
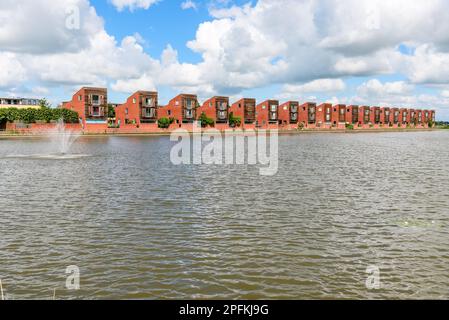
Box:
1, 131, 449, 300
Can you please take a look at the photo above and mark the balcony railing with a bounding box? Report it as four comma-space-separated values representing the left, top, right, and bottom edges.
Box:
218, 103, 228, 111
217, 111, 227, 120
142, 107, 156, 118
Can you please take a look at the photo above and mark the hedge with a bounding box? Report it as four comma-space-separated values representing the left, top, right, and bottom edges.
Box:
0, 107, 79, 124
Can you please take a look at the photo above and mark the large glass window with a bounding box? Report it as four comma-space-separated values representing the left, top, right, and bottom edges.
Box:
92, 95, 100, 105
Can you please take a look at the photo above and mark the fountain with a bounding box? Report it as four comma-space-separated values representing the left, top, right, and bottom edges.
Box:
5, 118, 89, 160
49, 118, 82, 156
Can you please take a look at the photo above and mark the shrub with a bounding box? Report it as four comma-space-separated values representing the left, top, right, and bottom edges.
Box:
428, 120, 434, 128
0, 107, 79, 124
346, 123, 354, 130
158, 117, 175, 129
298, 122, 305, 130
229, 113, 241, 128
198, 112, 215, 128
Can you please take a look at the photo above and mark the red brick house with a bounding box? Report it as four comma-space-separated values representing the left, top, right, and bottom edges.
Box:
115, 91, 158, 126
158, 94, 198, 124
316, 103, 333, 128
331, 104, 346, 127
423, 109, 430, 124
371, 107, 381, 126
229, 98, 256, 127
409, 109, 416, 125
62, 87, 108, 126
346, 105, 359, 124
391, 108, 400, 126
430, 110, 436, 124
256, 100, 279, 128
381, 107, 391, 125
279, 101, 299, 126
298, 102, 317, 128
197, 96, 229, 124
358, 106, 371, 127
399, 108, 409, 125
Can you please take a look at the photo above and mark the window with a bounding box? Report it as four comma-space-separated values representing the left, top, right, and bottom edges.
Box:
218, 111, 226, 119
375, 109, 381, 123
185, 110, 193, 118
339, 106, 345, 122
326, 107, 331, 122
133, 98, 136, 104
92, 95, 100, 105
167, 110, 172, 116
78, 95, 82, 101
92, 106, 100, 116
125, 108, 128, 115
270, 105, 277, 112
144, 108, 155, 118
309, 106, 316, 123
185, 99, 194, 109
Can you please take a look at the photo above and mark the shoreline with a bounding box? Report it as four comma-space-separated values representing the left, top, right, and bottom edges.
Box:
0, 128, 439, 139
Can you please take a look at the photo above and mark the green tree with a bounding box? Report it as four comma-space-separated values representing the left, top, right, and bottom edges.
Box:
39, 98, 52, 109
108, 104, 116, 118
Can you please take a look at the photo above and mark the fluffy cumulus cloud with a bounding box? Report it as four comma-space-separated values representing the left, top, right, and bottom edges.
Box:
350, 79, 449, 118
2, 0, 449, 118
110, 0, 159, 11
0, 0, 160, 97
277, 79, 346, 100
181, 0, 449, 96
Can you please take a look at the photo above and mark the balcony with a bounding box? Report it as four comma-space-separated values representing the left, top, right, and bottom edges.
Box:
217, 111, 227, 120
291, 113, 298, 122
184, 110, 194, 119
185, 100, 195, 110
142, 107, 156, 119
89, 106, 105, 118
142, 98, 155, 108
270, 112, 278, 121
218, 102, 228, 111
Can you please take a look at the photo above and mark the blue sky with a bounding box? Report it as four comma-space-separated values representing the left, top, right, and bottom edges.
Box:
1, 0, 449, 119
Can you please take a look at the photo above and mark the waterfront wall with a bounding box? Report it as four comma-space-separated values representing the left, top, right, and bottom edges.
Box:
2, 121, 431, 135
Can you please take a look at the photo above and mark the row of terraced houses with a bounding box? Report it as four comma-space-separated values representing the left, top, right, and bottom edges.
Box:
61, 87, 436, 132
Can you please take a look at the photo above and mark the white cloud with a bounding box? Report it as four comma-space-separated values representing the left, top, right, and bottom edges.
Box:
110, 0, 159, 11
403, 44, 449, 84
357, 79, 414, 98
0, 0, 103, 54
0, 52, 27, 88
277, 79, 346, 100
283, 79, 346, 94
3, 0, 449, 119
181, 1, 197, 11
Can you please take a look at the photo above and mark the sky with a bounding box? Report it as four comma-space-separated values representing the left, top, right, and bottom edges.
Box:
1, 0, 449, 119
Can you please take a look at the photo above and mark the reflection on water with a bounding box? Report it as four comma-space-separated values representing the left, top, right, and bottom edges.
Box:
0, 131, 449, 300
